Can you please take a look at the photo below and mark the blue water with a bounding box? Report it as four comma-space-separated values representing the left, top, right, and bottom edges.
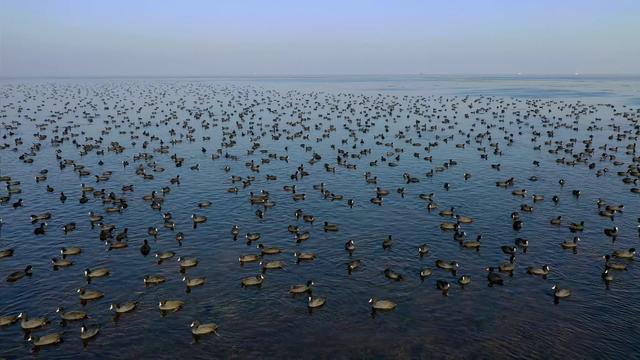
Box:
0, 75, 639, 359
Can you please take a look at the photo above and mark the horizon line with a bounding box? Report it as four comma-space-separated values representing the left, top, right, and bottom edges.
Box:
2, 73, 640, 80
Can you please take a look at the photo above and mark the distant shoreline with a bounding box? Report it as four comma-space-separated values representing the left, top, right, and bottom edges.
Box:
2, 74, 640, 81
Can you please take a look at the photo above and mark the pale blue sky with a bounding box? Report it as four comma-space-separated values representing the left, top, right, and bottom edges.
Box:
1, 0, 639, 77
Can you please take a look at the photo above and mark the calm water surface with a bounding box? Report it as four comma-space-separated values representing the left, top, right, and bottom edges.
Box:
0, 76, 639, 359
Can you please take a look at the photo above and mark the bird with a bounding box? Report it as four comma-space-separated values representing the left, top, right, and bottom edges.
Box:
485, 267, 504, 286
191, 320, 218, 336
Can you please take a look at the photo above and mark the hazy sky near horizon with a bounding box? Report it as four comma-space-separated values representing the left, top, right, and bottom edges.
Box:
1, 0, 639, 77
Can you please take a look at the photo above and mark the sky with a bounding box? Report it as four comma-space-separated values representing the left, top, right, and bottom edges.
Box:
1, 0, 639, 77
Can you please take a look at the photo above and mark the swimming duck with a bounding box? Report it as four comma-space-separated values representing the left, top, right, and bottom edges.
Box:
420, 268, 433, 280
191, 320, 218, 336
295, 231, 311, 243
60, 247, 81, 257
369, 298, 397, 311
418, 243, 429, 256
294, 252, 315, 263
382, 235, 393, 249
178, 256, 199, 269
436, 280, 451, 295
561, 237, 580, 250
106, 239, 128, 251
520, 204, 533, 212
85, 267, 111, 280
456, 215, 474, 224
550, 216, 562, 225
345, 240, 356, 253
462, 235, 481, 250
603, 226, 619, 237
551, 284, 571, 300
512, 189, 527, 197
89, 211, 103, 223
499, 256, 516, 273
30, 213, 52, 222
1, 248, 15, 259
290, 280, 314, 294
241, 274, 264, 287
257, 244, 281, 255
115, 228, 128, 241
515, 238, 529, 250
569, 221, 585, 232
458, 275, 471, 286
612, 248, 635, 259
603, 255, 628, 270
6, 265, 32, 282
501, 246, 517, 255
156, 251, 176, 263
62, 222, 77, 233
52, 257, 72, 269
246, 232, 261, 242
308, 295, 326, 309
147, 227, 159, 238
29, 332, 63, 348
77, 288, 104, 301
383, 267, 403, 281
34, 223, 47, 235
183, 276, 206, 291
239, 254, 261, 264
532, 194, 544, 202
56, 307, 87, 322
261, 260, 285, 271
231, 225, 240, 238
18, 312, 49, 330
485, 267, 504, 286
191, 214, 207, 224
110, 301, 138, 314
512, 219, 524, 230
347, 259, 361, 273
527, 264, 551, 277
439, 207, 455, 217
12, 199, 23, 208
140, 239, 150, 256
144, 274, 166, 285
159, 300, 184, 312
440, 222, 459, 231
435, 260, 459, 275
453, 231, 466, 242
324, 221, 338, 232
80, 325, 100, 341
0, 314, 18, 327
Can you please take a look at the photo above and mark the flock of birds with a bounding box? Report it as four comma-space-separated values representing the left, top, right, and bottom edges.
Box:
0, 81, 639, 353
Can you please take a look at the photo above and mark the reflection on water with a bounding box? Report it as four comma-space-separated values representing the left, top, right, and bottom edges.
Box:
0, 76, 639, 358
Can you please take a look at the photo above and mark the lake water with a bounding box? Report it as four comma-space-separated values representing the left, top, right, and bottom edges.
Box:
1, 75, 639, 359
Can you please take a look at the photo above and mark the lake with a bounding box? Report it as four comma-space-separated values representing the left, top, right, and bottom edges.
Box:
1, 75, 639, 359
